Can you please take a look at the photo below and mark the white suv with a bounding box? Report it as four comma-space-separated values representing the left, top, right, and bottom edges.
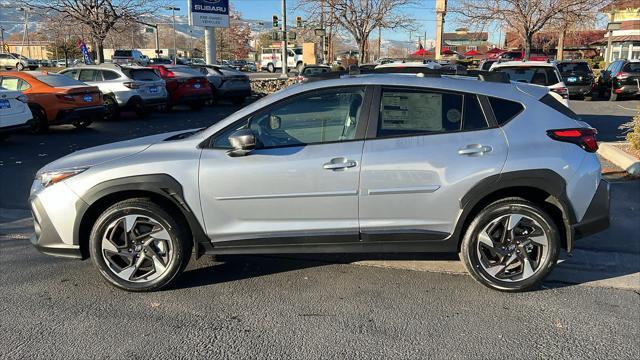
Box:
490, 61, 570, 108
0, 87, 32, 140
59, 64, 167, 120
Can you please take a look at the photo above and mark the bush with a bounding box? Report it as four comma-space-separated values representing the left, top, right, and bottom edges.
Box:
621, 112, 640, 150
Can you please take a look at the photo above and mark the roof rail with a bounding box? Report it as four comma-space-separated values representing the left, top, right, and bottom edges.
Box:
305, 67, 511, 84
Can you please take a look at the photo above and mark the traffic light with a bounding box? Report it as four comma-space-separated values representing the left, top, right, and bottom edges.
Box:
272, 15, 279, 28
296, 16, 302, 28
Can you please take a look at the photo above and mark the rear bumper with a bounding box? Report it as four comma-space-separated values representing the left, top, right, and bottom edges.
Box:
124, 96, 167, 109
54, 105, 106, 124
566, 84, 593, 96
572, 180, 610, 241
614, 84, 640, 95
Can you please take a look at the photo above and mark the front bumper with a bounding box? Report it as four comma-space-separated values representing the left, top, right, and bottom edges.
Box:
572, 180, 610, 241
30, 196, 82, 259
54, 105, 106, 124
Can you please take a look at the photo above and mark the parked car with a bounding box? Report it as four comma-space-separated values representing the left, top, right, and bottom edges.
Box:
245, 61, 257, 72
229, 60, 248, 71
112, 49, 148, 66
375, 60, 442, 70
479, 59, 498, 71
190, 64, 251, 105
59, 64, 167, 120
490, 61, 570, 107
556, 60, 595, 99
148, 57, 173, 65
0, 53, 39, 70
0, 71, 104, 132
147, 65, 212, 110
296, 65, 331, 83
190, 58, 206, 65
0, 86, 33, 140
38, 59, 53, 68
496, 50, 549, 62
29, 72, 608, 292
596, 59, 640, 101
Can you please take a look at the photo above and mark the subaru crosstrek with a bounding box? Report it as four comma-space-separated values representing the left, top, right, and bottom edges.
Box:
29, 73, 610, 292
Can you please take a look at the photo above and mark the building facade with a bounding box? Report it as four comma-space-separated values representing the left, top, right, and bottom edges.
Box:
601, 0, 640, 61
442, 28, 490, 54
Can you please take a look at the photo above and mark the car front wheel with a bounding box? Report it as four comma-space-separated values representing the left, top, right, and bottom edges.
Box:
460, 198, 560, 292
89, 199, 192, 292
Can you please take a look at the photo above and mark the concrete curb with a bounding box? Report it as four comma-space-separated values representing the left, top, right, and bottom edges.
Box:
598, 142, 640, 175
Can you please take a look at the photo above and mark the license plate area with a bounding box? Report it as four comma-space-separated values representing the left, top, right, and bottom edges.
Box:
0, 99, 10, 109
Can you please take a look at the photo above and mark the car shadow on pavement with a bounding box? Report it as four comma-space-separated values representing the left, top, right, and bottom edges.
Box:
174, 253, 460, 291
579, 114, 632, 142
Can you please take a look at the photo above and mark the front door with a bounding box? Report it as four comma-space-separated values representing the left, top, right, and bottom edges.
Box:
199, 86, 371, 246
358, 86, 508, 241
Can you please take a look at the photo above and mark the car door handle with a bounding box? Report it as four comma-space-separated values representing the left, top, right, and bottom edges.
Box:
323, 158, 358, 170
458, 144, 493, 156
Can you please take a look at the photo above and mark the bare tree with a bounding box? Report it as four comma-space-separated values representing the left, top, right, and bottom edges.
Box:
28, 0, 163, 63
298, 0, 417, 63
452, 0, 608, 60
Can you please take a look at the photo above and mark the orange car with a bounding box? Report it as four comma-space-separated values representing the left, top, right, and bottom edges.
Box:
0, 71, 104, 132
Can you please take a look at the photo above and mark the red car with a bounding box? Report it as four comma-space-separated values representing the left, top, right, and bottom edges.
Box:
147, 65, 212, 110
497, 50, 549, 62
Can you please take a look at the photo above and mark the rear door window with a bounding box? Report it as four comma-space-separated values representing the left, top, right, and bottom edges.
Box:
102, 70, 121, 80
78, 69, 98, 82
0, 77, 20, 91
60, 69, 79, 79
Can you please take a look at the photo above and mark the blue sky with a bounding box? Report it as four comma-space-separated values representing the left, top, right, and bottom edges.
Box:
167, 0, 452, 42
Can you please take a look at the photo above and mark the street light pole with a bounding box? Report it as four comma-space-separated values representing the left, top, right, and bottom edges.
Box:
165, 6, 180, 64
281, 0, 288, 78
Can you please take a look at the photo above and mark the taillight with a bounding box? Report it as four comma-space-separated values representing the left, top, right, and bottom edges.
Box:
615, 71, 629, 79
56, 94, 75, 102
123, 81, 141, 89
547, 128, 598, 153
551, 87, 569, 99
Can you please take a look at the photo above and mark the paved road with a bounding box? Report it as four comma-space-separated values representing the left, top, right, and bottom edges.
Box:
0, 221, 638, 359
572, 98, 639, 142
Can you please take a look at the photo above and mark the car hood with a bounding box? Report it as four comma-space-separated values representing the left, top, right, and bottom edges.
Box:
38, 130, 193, 174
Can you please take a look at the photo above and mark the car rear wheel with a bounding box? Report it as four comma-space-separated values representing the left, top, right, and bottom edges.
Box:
267, 63, 275, 73
89, 199, 192, 292
29, 106, 49, 134
103, 95, 119, 121
459, 198, 560, 292
16, 63, 24, 71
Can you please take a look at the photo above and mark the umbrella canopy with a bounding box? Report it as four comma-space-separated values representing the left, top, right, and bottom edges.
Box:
411, 48, 432, 56
464, 49, 481, 57
486, 48, 503, 54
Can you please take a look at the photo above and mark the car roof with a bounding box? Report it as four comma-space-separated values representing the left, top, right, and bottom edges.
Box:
492, 61, 555, 68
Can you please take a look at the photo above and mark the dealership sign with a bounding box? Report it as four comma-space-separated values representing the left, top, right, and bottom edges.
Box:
189, 0, 230, 28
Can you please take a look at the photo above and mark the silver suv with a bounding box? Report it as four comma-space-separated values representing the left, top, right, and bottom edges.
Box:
0, 53, 38, 71
191, 64, 251, 105
59, 64, 167, 120
29, 72, 609, 292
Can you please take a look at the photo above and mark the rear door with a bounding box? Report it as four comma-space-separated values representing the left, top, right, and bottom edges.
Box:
358, 86, 508, 241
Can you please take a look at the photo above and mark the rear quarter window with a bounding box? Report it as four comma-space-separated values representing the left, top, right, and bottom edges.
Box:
487, 97, 524, 125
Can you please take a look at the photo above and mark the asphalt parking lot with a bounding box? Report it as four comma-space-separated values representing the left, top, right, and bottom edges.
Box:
1, 98, 639, 359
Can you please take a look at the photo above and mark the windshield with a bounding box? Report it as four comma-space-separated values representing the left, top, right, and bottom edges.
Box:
557, 62, 590, 74
494, 66, 560, 86
33, 74, 85, 87
124, 69, 162, 81
292, 48, 303, 55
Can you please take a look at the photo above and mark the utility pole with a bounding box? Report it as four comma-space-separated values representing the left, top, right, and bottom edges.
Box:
281, 0, 288, 78
0, 26, 5, 54
165, 6, 180, 64
320, 0, 325, 64
378, 26, 382, 60
19, 7, 31, 58
435, 0, 446, 61
205, 28, 216, 64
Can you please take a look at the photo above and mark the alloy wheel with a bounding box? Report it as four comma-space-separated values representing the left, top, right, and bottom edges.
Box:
476, 214, 549, 282
101, 215, 174, 282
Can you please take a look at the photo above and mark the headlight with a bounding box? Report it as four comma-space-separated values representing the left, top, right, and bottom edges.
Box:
37, 168, 88, 189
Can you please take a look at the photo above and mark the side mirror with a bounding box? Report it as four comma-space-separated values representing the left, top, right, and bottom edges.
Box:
227, 129, 256, 157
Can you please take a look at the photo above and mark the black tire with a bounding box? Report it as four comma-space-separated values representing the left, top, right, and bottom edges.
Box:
459, 198, 560, 292
0, 133, 10, 141
103, 95, 120, 121
267, 63, 275, 73
597, 88, 605, 100
189, 101, 204, 110
73, 118, 93, 129
89, 198, 192, 292
16, 63, 24, 71
28, 106, 49, 134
